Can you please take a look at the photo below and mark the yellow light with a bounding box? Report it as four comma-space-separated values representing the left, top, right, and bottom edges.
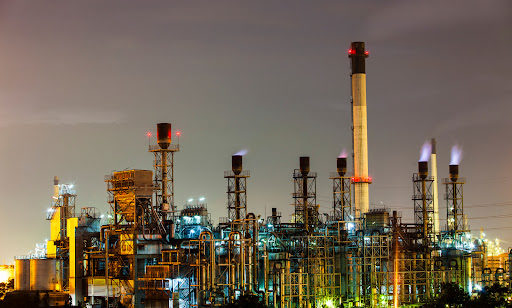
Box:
0, 269, 11, 283
320, 298, 335, 308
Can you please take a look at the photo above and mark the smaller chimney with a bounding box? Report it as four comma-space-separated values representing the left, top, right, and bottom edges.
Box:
157, 123, 172, 149
337, 157, 347, 176
53, 176, 59, 186
232, 155, 243, 175
449, 165, 459, 182
418, 161, 428, 180
300, 157, 310, 176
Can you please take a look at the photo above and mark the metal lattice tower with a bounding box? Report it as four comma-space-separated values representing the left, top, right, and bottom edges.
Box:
444, 164, 466, 233
225, 155, 249, 229
413, 162, 435, 245
293, 157, 318, 233
330, 157, 352, 223
149, 123, 179, 220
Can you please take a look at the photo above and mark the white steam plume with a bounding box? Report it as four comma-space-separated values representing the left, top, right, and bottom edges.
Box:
234, 149, 248, 156
450, 145, 463, 165
419, 141, 432, 162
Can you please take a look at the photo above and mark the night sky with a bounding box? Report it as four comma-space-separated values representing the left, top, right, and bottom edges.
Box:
1, 1, 511, 263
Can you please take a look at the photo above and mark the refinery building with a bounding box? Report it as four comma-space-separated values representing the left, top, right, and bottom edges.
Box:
11, 42, 508, 308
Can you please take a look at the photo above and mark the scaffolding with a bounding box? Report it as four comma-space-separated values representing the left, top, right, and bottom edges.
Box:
279, 235, 341, 307
103, 169, 156, 307
347, 229, 391, 307
292, 167, 318, 233
412, 172, 435, 246
330, 172, 352, 223
149, 143, 180, 219
224, 169, 250, 230
443, 176, 466, 233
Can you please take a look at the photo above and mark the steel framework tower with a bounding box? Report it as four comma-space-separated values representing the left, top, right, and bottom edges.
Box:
413, 161, 435, 245
225, 155, 249, 230
349, 41, 371, 217
330, 157, 352, 223
293, 156, 318, 233
444, 164, 466, 233
149, 123, 179, 221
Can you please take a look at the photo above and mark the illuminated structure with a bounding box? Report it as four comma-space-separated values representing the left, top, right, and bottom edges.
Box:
349, 41, 371, 217
431, 139, 440, 236
13, 42, 512, 308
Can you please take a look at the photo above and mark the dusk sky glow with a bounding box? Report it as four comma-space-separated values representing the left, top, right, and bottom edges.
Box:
0, 0, 511, 262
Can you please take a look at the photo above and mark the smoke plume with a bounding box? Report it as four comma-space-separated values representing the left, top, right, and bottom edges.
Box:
419, 141, 432, 162
234, 149, 248, 156
450, 145, 463, 165
338, 149, 348, 158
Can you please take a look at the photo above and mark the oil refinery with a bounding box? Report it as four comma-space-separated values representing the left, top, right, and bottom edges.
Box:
7, 42, 510, 308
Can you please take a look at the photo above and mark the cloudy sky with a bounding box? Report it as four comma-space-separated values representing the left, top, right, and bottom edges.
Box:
0, 0, 511, 262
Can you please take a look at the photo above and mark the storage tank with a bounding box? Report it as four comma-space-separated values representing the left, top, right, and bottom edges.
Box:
30, 259, 57, 291
14, 259, 30, 290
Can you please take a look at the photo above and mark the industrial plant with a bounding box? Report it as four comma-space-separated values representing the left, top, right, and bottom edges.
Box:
8, 42, 510, 307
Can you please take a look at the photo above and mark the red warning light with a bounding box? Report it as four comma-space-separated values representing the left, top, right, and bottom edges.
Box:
176, 130, 181, 137
351, 176, 373, 184
364, 50, 369, 56
348, 49, 356, 55
146, 131, 152, 138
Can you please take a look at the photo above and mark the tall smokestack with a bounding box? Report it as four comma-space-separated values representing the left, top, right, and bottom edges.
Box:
430, 138, 440, 235
349, 41, 370, 217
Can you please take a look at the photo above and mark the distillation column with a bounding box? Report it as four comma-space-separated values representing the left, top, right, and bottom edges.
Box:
349, 42, 371, 217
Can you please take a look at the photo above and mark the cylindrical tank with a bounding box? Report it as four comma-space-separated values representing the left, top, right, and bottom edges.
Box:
418, 161, 428, 179
30, 259, 57, 291
449, 164, 459, 182
157, 123, 172, 149
15, 259, 30, 291
299, 156, 310, 176
232, 155, 243, 175
337, 157, 347, 176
